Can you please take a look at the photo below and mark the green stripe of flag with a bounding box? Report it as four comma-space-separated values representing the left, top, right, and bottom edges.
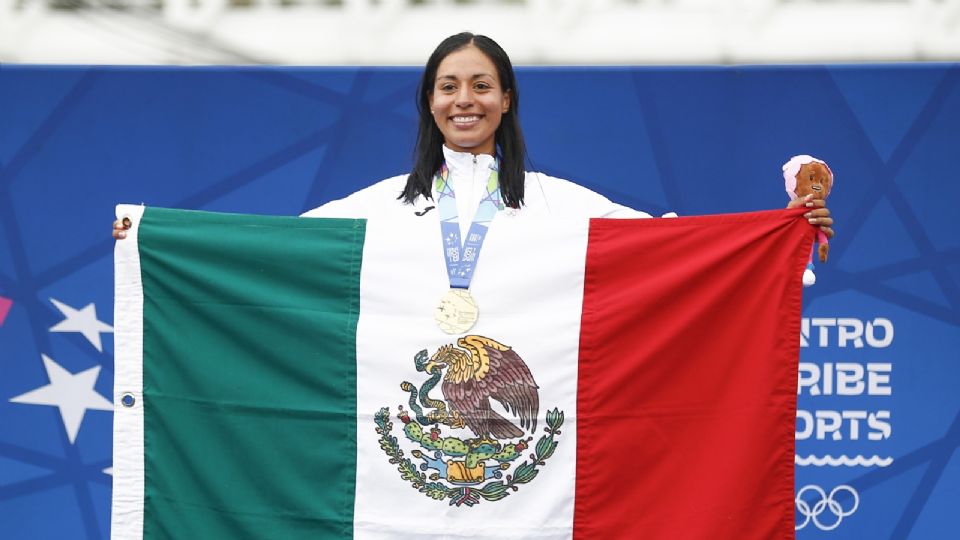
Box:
137, 208, 364, 539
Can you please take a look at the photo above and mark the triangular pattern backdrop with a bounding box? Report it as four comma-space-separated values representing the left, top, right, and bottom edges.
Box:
1, 64, 958, 539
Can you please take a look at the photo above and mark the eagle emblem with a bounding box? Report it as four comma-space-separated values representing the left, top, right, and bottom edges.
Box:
374, 335, 564, 507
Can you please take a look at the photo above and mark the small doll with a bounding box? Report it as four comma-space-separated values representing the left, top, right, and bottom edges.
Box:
783, 155, 833, 286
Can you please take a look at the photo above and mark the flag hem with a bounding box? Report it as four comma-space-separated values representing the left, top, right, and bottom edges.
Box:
111, 204, 146, 540
343, 219, 364, 539
777, 212, 813, 537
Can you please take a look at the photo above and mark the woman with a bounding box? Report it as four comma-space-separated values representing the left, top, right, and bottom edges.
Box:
109, 35, 834, 536
115, 32, 833, 241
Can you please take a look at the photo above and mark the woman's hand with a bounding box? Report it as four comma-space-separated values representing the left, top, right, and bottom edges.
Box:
788, 194, 834, 240
112, 217, 131, 240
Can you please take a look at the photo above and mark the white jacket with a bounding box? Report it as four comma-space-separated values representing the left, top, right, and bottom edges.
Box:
301, 146, 656, 234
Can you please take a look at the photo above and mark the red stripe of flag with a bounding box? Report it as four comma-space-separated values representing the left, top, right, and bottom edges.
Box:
575, 209, 813, 539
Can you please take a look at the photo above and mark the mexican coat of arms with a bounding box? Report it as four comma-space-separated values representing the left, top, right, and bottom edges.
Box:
375, 335, 564, 507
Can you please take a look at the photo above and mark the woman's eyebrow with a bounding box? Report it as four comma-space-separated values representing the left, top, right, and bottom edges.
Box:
436, 73, 495, 81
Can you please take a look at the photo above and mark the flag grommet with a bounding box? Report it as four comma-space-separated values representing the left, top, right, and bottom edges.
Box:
120, 393, 136, 408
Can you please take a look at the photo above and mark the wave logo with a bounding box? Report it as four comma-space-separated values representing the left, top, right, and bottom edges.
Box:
795, 485, 859, 531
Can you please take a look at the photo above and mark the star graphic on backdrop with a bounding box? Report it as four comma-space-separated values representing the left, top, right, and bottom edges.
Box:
9, 354, 113, 444
49, 298, 113, 352
0, 295, 11, 326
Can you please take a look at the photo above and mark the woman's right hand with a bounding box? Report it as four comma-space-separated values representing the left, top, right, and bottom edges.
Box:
112, 217, 131, 239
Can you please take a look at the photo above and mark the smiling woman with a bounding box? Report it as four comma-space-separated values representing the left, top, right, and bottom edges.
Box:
300, 33, 664, 341
295, 31, 834, 341
110, 31, 835, 242
407, 33, 522, 208
300, 31, 832, 228
430, 46, 510, 155
302, 32, 660, 223
109, 30, 834, 293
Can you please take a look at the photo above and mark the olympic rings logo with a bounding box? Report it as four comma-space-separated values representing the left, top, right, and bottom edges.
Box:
795, 485, 859, 531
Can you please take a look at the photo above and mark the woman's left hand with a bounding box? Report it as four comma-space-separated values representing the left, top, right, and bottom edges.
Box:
787, 194, 834, 239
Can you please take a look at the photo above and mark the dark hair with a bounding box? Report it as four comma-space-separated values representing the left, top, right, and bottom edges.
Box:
400, 32, 527, 209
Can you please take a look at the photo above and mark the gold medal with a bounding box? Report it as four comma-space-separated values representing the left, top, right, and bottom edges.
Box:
435, 288, 479, 334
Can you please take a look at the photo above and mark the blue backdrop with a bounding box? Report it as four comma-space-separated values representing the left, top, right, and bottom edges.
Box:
1, 63, 958, 539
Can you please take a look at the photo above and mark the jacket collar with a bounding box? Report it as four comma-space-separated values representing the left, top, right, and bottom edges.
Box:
441, 145, 497, 180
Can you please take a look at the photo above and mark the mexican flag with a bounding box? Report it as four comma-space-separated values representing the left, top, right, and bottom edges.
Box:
112, 205, 812, 539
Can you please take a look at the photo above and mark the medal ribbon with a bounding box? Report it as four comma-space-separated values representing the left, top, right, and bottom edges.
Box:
435, 159, 503, 289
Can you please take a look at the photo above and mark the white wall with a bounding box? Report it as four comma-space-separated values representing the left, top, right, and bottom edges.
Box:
1, 0, 958, 65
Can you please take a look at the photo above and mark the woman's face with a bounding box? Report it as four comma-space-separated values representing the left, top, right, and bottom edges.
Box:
429, 44, 511, 156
